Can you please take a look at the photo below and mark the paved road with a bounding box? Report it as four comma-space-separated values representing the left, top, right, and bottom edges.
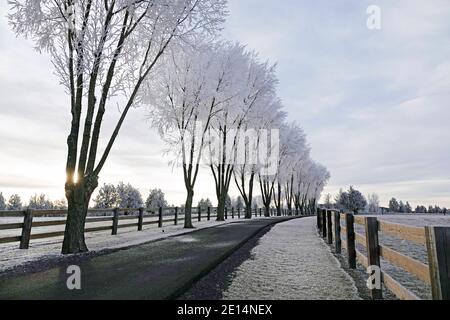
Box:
0, 217, 298, 300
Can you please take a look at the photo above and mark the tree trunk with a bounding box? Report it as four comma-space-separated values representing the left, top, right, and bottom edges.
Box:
287, 203, 292, 216
62, 178, 97, 254
274, 183, 282, 216
245, 203, 252, 219
264, 205, 271, 217
184, 189, 194, 228
216, 193, 226, 221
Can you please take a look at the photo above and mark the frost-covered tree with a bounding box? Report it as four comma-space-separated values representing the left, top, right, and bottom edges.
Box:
367, 193, 380, 213
346, 187, 367, 214
405, 201, 413, 213
145, 188, 168, 211
53, 199, 68, 209
389, 198, 400, 213
334, 189, 347, 211
280, 123, 310, 216
336, 186, 366, 214
225, 194, 232, 208
148, 42, 240, 227
415, 205, 427, 213
93, 183, 119, 209
323, 193, 333, 209
399, 201, 406, 213
272, 122, 309, 216
206, 44, 274, 221
0, 193, 6, 210
7, 194, 23, 210
8, 0, 227, 253
233, 196, 244, 210
28, 194, 54, 210
198, 198, 213, 210
116, 182, 143, 209
230, 58, 280, 219
255, 99, 285, 217
304, 162, 330, 215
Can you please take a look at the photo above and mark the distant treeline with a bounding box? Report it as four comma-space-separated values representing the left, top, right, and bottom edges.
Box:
322, 186, 448, 214
0, 183, 252, 211
389, 197, 448, 214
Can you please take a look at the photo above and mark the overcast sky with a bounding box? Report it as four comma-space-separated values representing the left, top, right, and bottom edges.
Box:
0, 1, 449, 208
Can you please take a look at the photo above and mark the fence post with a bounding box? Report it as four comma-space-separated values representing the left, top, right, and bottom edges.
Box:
225, 207, 228, 220
322, 209, 327, 238
198, 207, 201, 222
259, 208, 262, 217
207, 207, 211, 221
112, 208, 119, 235
334, 211, 342, 254
174, 207, 178, 225
426, 226, 450, 300
317, 207, 322, 232
327, 210, 333, 245
365, 217, 382, 300
138, 207, 144, 231
158, 207, 163, 228
19, 209, 33, 249
346, 213, 356, 269
238, 207, 241, 219
255, 208, 257, 218
232, 207, 235, 219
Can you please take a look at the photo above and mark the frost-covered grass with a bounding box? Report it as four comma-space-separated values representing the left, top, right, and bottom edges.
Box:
0, 216, 253, 274
351, 214, 450, 300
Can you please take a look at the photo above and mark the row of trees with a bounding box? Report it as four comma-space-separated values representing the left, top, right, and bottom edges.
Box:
388, 198, 412, 213
389, 198, 448, 214
8, 0, 329, 254
149, 42, 330, 225
0, 192, 67, 211
323, 189, 448, 214
1, 189, 242, 212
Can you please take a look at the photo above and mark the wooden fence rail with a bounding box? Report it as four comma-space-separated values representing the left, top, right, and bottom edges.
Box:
316, 208, 450, 300
0, 205, 303, 250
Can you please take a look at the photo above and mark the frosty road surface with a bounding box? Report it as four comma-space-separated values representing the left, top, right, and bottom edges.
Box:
220, 217, 360, 300
184, 217, 360, 300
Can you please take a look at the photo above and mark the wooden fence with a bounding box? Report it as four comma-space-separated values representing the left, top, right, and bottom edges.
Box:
0, 206, 296, 250
317, 208, 450, 300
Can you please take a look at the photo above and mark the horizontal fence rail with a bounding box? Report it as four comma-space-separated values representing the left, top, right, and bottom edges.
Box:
0, 206, 304, 249
316, 208, 450, 300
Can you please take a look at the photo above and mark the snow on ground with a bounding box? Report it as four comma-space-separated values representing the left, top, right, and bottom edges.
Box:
0, 216, 251, 274
350, 214, 450, 300
221, 217, 360, 300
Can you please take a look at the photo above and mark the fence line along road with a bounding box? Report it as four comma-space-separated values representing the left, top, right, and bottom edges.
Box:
317, 208, 450, 300
0, 206, 302, 250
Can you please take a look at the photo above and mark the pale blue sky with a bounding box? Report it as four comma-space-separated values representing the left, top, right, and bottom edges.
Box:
0, 1, 449, 207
